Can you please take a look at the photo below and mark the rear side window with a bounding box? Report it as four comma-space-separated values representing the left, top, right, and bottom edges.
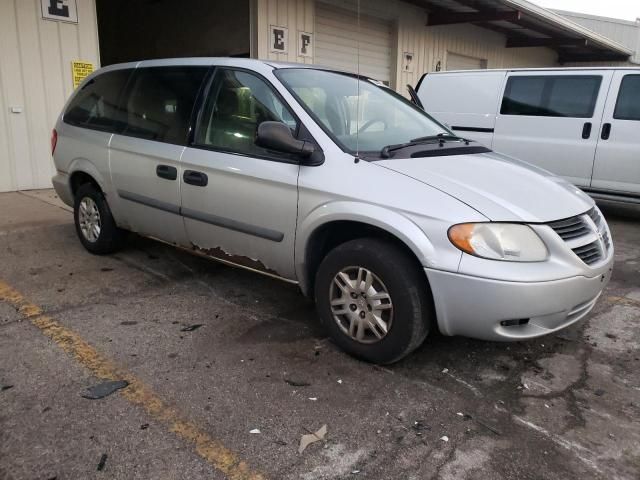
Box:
121, 67, 208, 145
64, 69, 131, 131
501, 75, 602, 118
614, 75, 640, 121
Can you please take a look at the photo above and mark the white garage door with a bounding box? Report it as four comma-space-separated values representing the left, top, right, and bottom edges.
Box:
446, 52, 487, 71
315, 2, 393, 84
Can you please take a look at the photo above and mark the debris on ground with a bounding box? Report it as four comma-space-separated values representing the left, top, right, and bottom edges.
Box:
284, 378, 311, 387
96, 453, 108, 471
81, 380, 129, 400
411, 421, 430, 435
120, 321, 137, 326
440, 436, 449, 442
250, 429, 261, 434
180, 324, 203, 332
299, 425, 327, 454
337, 379, 343, 384
1, 384, 14, 392
594, 389, 605, 396
308, 397, 318, 401
442, 368, 449, 374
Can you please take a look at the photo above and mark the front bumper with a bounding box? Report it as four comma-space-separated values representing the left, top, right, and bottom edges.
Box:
425, 261, 613, 341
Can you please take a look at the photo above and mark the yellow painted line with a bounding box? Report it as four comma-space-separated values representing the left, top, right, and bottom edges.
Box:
0, 280, 266, 480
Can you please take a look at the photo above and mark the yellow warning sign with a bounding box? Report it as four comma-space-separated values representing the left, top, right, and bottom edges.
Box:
71, 61, 94, 89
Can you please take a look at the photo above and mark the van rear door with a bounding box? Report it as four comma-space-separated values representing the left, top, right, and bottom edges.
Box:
591, 71, 640, 195
415, 71, 505, 146
492, 71, 612, 187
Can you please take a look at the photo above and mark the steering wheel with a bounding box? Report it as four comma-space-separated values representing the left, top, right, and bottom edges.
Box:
358, 119, 387, 134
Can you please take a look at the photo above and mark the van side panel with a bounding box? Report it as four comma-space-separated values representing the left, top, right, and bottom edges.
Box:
416, 71, 506, 146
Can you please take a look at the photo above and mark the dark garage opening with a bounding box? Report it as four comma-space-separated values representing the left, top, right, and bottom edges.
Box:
96, 0, 251, 66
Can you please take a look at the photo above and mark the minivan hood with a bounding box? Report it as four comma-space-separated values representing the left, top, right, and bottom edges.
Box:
376, 152, 594, 223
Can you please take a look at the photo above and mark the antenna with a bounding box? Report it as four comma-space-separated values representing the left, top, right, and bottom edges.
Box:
356, 0, 361, 159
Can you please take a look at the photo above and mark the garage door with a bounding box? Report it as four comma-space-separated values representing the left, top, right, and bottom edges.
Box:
315, 2, 393, 84
446, 52, 487, 71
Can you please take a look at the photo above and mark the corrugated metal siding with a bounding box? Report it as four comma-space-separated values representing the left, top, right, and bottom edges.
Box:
0, 0, 100, 192
256, 0, 315, 64
256, 0, 559, 95
315, 3, 393, 82
556, 11, 640, 64
397, 4, 558, 94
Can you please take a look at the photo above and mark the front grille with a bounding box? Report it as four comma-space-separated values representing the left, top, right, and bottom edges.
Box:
547, 215, 591, 240
572, 241, 603, 265
546, 207, 610, 267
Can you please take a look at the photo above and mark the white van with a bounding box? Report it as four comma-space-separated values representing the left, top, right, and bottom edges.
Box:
414, 68, 640, 203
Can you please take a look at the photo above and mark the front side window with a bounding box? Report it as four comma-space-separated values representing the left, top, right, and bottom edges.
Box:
64, 69, 131, 131
614, 75, 640, 121
194, 69, 298, 157
501, 75, 602, 118
121, 67, 208, 145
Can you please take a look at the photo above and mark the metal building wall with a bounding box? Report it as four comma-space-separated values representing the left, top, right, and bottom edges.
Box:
555, 10, 640, 66
0, 0, 100, 192
255, 0, 559, 92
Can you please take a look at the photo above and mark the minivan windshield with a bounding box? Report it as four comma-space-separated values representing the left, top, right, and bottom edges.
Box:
275, 68, 449, 154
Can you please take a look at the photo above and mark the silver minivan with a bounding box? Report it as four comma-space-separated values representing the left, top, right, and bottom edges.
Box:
52, 58, 614, 364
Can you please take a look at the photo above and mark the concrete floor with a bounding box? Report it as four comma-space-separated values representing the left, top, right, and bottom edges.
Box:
0, 190, 639, 480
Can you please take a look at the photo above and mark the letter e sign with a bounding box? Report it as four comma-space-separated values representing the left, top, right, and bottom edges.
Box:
41, 0, 78, 23
270, 25, 288, 54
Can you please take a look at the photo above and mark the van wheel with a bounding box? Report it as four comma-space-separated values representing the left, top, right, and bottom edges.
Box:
315, 238, 432, 364
73, 184, 126, 254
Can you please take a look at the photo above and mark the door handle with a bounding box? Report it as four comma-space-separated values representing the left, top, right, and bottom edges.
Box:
601, 123, 611, 140
156, 164, 177, 180
183, 170, 208, 187
581, 122, 592, 139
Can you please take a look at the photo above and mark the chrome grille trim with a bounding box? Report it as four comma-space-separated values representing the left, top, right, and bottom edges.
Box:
546, 207, 610, 267
547, 215, 591, 241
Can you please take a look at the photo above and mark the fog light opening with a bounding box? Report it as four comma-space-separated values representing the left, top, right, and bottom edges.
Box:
500, 318, 529, 327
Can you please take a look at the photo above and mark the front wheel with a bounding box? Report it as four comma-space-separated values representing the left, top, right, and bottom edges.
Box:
315, 238, 432, 364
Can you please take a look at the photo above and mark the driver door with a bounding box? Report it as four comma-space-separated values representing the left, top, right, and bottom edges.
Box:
180, 68, 301, 279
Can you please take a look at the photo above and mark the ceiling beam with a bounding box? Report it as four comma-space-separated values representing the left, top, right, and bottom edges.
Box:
506, 37, 588, 48
427, 10, 521, 26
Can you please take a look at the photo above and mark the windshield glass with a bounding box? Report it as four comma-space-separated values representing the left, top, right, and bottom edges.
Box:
275, 68, 448, 153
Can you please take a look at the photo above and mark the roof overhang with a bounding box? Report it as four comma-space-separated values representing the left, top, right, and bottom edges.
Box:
408, 0, 633, 63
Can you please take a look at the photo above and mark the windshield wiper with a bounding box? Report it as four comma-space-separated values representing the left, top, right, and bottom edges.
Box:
380, 133, 469, 158
410, 133, 467, 143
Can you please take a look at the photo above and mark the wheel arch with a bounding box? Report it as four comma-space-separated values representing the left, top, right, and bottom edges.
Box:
68, 158, 108, 197
295, 203, 437, 297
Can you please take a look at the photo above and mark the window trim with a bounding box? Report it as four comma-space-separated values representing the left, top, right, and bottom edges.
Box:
613, 74, 640, 122
189, 66, 320, 164
274, 67, 450, 156
500, 74, 603, 119
62, 68, 134, 133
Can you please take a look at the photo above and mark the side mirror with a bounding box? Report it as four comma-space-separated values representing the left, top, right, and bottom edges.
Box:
256, 121, 315, 158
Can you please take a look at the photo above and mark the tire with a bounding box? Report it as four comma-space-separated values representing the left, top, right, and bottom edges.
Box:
73, 183, 126, 254
315, 237, 433, 364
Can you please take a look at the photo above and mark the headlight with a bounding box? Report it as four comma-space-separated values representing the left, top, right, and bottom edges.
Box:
448, 223, 548, 262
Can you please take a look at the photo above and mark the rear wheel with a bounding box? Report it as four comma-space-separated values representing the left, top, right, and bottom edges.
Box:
315, 238, 432, 364
73, 183, 126, 254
